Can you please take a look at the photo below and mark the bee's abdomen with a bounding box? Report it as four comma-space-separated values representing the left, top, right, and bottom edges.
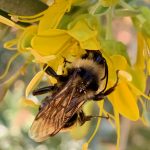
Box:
63, 113, 78, 128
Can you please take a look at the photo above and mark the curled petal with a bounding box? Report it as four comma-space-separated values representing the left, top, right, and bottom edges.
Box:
0, 52, 20, 80
0, 15, 24, 29
38, 0, 72, 32
4, 39, 18, 50
18, 25, 37, 52
21, 97, 40, 108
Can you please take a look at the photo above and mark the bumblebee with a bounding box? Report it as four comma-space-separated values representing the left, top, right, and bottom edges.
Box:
29, 50, 119, 142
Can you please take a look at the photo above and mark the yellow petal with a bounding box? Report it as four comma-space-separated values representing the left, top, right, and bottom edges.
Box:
110, 55, 128, 70
82, 143, 88, 150
118, 70, 132, 81
9, 10, 46, 23
18, 25, 37, 52
31, 30, 72, 56
26, 70, 44, 97
4, 39, 18, 50
61, 42, 84, 62
38, 0, 71, 32
48, 76, 57, 84
21, 97, 40, 108
30, 48, 56, 63
106, 55, 129, 81
108, 81, 139, 121
80, 37, 100, 50
134, 32, 145, 69
147, 59, 150, 75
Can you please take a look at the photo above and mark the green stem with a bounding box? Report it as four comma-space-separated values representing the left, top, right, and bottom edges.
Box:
119, 0, 134, 10
0, 62, 29, 101
106, 7, 113, 40
120, 0, 145, 24
89, 2, 100, 15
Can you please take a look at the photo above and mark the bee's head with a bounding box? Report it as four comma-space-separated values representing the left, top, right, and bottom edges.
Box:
72, 50, 108, 93
75, 67, 99, 93
82, 50, 106, 67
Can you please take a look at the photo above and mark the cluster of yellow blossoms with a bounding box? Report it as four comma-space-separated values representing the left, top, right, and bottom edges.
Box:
0, 0, 150, 149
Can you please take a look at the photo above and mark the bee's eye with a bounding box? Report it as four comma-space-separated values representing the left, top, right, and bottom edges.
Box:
77, 68, 91, 80
94, 55, 105, 65
78, 68, 96, 83
78, 68, 86, 77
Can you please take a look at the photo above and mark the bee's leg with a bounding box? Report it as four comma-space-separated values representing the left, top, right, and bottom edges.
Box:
93, 86, 116, 101
43, 64, 59, 78
93, 70, 119, 101
32, 85, 57, 96
43, 64, 69, 82
78, 110, 90, 125
78, 110, 109, 125
99, 61, 109, 93
63, 57, 71, 68
62, 57, 71, 74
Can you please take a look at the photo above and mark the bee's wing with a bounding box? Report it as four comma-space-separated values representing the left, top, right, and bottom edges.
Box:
29, 74, 85, 142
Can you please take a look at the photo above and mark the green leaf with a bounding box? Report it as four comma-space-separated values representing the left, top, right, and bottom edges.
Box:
0, 0, 48, 16
130, 68, 146, 93
0, 83, 8, 102
94, 6, 109, 15
101, 40, 130, 64
115, 9, 139, 17
68, 14, 98, 30
140, 6, 150, 21
142, 20, 150, 38
132, 17, 141, 31
0, 23, 10, 40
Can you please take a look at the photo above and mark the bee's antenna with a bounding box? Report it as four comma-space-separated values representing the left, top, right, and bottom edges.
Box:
92, 114, 109, 120
85, 114, 109, 120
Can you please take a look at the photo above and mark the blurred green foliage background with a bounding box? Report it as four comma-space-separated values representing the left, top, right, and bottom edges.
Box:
0, 0, 150, 150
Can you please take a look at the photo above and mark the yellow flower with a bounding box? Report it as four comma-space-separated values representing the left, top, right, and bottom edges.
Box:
0, 0, 101, 97
80, 50, 148, 150
106, 56, 146, 120
31, 15, 100, 66
108, 75, 139, 121
1, 1, 150, 150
